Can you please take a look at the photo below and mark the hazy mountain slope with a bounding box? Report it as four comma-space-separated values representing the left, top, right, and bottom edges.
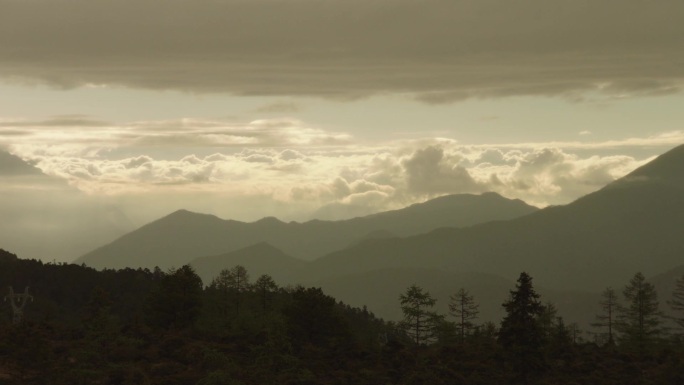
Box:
0, 150, 133, 261
303, 267, 600, 328
191, 242, 306, 284
300, 144, 684, 292
649, 265, 684, 316
76, 192, 537, 269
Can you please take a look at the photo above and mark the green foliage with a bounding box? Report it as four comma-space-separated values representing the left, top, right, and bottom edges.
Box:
617, 272, 664, 353
592, 287, 619, 346
498, 272, 546, 382
449, 288, 479, 343
283, 287, 352, 351
148, 265, 204, 330
399, 284, 443, 345
254, 274, 278, 313
210, 265, 250, 317
4, 255, 684, 384
668, 273, 684, 329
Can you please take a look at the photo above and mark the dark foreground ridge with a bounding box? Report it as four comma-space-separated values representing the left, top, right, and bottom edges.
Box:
2, 252, 684, 384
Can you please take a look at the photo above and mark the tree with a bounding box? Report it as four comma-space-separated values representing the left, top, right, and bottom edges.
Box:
538, 301, 558, 341
668, 273, 684, 328
498, 272, 545, 382
148, 265, 203, 329
211, 265, 250, 316
399, 284, 442, 345
254, 274, 278, 313
284, 287, 351, 350
592, 287, 619, 346
448, 288, 479, 343
617, 272, 663, 353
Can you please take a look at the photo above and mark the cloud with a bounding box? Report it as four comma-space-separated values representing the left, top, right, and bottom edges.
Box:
254, 101, 302, 114
1, 0, 683, 101
403, 146, 484, 195
0, 117, 353, 158
0, 115, 109, 127
1, 114, 674, 219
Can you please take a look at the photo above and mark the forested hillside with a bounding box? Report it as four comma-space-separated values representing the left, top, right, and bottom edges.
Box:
3, 249, 684, 384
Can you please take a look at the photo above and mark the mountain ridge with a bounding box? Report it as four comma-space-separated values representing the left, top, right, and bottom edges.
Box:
297, 144, 684, 291
76, 191, 538, 269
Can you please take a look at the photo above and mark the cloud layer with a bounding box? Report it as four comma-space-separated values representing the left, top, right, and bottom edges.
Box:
3, 115, 676, 221
2, 0, 683, 101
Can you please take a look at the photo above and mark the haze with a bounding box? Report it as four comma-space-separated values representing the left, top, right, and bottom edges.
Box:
1, 0, 683, 262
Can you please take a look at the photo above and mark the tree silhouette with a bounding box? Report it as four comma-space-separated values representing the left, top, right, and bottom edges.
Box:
498, 272, 545, 383
399, 284, 442, 345
211, 265, 250, 316
254, 274, 278, 313
668, 273, 684, 329
617, 272, 663, 354
148, 265, 203, 329
538, 301, 558, 341
592, 287, 619, 346
284, 287, 351, 350
448, 288, 479, 343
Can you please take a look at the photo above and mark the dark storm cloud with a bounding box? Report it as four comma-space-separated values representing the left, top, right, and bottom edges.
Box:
0, 115, 110, 127
1, 0, 683, 101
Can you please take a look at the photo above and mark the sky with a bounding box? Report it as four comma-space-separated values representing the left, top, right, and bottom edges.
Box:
1, 0, 683, 261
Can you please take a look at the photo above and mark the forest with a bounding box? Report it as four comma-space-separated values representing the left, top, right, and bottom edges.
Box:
2, 248, 684, 385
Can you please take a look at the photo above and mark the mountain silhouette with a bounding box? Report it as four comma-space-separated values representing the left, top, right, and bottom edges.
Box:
298, 144, 684, 292
76, 192, 537, 269
610, 144, 684, 189
191, 242, 306, 284
0, 150, 43, 176
0, 150, 134, 261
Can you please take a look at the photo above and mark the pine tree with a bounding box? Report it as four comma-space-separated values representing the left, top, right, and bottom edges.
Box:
498, 272, 545, 382
668, 273, 684, 328
592, 287, 619, 346
448, 288, 479, 343
399, 284, 442, 345
617, 272, 663, 353
538, 301, 558, 341
148, 265, 203, 329
211, 265, 250, 316
254, 274, 278, 313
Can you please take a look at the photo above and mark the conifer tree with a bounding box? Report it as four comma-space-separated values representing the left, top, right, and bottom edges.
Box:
668, 273, 684, 328
538, 301, 558, 341
399, 284, 442, 345
148, 265, 203, 329
498, 272, 545, 382
254, 274, 278, 313
211, 265, 250, 316
592, 287, 619, 345
617, 272, 663, 353
448, 288, 479, 342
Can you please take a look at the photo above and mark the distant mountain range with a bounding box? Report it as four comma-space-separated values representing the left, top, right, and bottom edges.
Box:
301, 144, 684, 292
71, 144, 684, 325
76, 191, 538, 269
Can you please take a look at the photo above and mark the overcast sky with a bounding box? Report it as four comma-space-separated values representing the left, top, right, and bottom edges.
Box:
1, 0, 683, 260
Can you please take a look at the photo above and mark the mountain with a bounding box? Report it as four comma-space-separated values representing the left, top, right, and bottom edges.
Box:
305, 268, 601, 326
298, 144, 684, 292
0, 150, 43, 176
191, 242, 306, 284
76, 192, 538, 269
0, 150, 134, 261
